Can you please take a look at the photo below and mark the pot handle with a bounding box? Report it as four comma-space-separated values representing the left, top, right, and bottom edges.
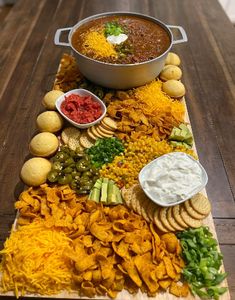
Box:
54, 27, 72, 46
167, 25, 188, 45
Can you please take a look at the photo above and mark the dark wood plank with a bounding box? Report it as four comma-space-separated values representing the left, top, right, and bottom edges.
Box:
0, 0, 61, 216
220, 245, 235, 300
214, 218, 235, 244
0, 0, 47, 100
0, 4, 12, 24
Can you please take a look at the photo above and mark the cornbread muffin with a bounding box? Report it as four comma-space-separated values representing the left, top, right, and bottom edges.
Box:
42, 90, 64, 110
165, 52, 181, 66
29, 132, 59, 157
20, 157, 51, 186
160, 65, 182, 81
162, 80, 186, 98
36, 111, 63, 133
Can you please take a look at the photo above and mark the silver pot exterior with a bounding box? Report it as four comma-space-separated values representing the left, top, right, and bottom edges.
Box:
54, 12, 187, 89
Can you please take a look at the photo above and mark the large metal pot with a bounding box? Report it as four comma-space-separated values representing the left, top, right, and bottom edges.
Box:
54, 12, 187, 89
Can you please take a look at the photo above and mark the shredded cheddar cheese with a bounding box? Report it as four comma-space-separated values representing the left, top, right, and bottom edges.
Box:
0, 222, 73, 298
83, 31, 117, 59
134, 80, 185, 119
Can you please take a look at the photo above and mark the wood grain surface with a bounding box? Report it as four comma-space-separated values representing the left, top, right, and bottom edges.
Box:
0, 0, 234, 298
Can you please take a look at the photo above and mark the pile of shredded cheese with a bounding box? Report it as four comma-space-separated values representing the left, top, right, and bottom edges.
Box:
82, 31, 117, 59
0, 222, 73, 298
134, 80, 185, 119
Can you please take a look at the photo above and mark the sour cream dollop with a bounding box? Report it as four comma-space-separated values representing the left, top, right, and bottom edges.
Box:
107, 33, 128, 45
139, 152, 207, 205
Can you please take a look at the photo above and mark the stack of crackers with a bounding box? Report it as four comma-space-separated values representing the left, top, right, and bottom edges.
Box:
122, 184, 211, 233
61, 117, 117, 150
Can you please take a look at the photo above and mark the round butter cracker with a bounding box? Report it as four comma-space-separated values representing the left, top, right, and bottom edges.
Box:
184, 200, 205, 220
146, 201, 158, 222
140, 198, 151, 223
159, 207, 175, 232
87, 127, 97, 141
189, 193, 211, 216
96, 126, 113, 138
153, 208, 169, 233
167, 207, 185, 231
121, 187, 132, 208
172, 205, 188, 229
61, 127, 80, 145
79, 133, 94, 149
101, 117, 117, 130
181, 206, 202, 228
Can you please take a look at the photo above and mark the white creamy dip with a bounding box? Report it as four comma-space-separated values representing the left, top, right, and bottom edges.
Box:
106, 33, 128, 45
141, 152, 205, 204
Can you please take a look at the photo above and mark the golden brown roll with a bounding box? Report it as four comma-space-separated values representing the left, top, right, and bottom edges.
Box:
162, 80, 186, 99
20, 157, 51, 186
29, 132, 59, 157
165, 52, 181, 66
36, 111, 63, 133
160, 65, 182, 81
42, 90, 64, 110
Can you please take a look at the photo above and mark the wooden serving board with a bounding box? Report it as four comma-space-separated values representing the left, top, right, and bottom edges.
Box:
0, 81, 231, 300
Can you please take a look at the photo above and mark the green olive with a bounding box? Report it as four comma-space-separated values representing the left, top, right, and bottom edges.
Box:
58, 174, 72, 185
47, 171, 59, 183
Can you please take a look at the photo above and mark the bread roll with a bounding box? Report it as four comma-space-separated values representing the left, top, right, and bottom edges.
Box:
42, 90, 64, 110
29, 132, 59, 157
160, 65, 182, 81
36, 111, 63, 133
165, 52, 181, 66
162, 80, 186, 98
20, 157, 51, 186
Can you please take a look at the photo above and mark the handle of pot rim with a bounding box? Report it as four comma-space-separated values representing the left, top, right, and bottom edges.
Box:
54, 27, 72, 46
167, 25, 188, 45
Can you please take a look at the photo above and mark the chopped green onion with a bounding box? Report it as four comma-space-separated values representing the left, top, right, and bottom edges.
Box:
104, 21, 124, 37
178, 227, 228, 299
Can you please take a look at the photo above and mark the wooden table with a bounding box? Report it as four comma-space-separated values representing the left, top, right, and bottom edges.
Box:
0, 0, 234, 298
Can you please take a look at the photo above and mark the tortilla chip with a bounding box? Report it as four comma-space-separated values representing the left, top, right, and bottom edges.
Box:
163, 256, 177, 279
122, 260, 142, 287
169, 282, 189, 297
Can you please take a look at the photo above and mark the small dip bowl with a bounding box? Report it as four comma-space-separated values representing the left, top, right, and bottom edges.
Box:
139, 152, 208, 207
56, 88, 106, 129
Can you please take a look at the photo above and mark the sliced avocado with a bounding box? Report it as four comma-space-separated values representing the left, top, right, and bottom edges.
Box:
94, 178, 103, 189
91, 187, 101, 202
172, 128, 185, 141
100, 178, 109, 203
107, 180, 115, 204
179, 123, 188, 131
185, 136, 193, 146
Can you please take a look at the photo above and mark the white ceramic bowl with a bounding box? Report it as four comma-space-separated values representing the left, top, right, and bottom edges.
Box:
139, 152, 208, 207
55, 88, 106, 129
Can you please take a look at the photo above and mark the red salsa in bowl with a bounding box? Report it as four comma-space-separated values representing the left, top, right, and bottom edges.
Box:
61, 94, 102, 124
56, 89, 106, 129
